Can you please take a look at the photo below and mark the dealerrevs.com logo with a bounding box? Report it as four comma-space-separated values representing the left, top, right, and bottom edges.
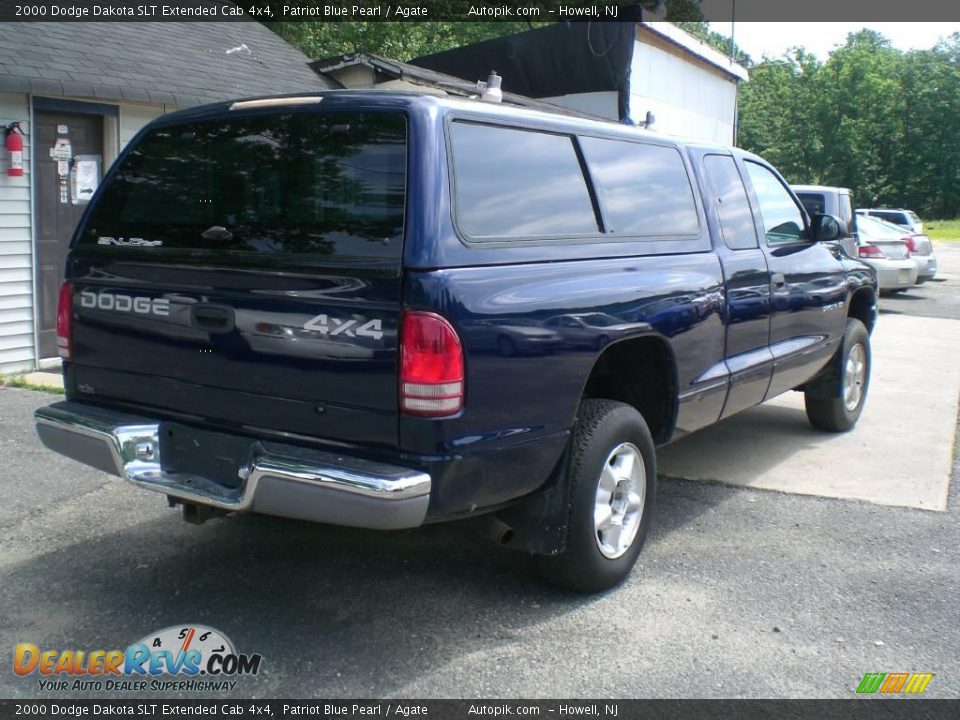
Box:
14, 625, 263, 693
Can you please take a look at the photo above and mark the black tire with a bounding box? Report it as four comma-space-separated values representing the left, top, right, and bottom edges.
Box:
535, 399, 656, 593
804, 318, 871, 432
498, 335, 515, 357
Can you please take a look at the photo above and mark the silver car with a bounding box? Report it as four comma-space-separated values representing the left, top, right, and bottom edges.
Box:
855, 214, 919, 293
856, 211, 937, 282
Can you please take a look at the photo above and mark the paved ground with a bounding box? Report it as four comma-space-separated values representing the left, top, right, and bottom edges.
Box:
879, 242, 960, 320
1, 242, 957, 700
1, 388, 958, 699
659, 312, 960, 510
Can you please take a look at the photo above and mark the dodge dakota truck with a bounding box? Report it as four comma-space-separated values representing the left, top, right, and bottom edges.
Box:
34, 91, 878, 591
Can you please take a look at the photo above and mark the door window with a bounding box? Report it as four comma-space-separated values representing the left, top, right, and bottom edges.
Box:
744, 162, 806, 246
703, 154, 758, 250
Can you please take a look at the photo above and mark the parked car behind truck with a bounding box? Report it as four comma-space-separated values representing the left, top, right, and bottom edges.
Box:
34, 91, 878, 592
859, 208, 923, 235
792, 184, 858, 257
855, 214, 921, 293
857, 210, 937, 282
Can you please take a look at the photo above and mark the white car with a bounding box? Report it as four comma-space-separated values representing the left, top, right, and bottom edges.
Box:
855, 214, 919, 293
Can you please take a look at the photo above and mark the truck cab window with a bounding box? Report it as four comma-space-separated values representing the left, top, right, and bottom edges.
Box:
703, 154, 757, 250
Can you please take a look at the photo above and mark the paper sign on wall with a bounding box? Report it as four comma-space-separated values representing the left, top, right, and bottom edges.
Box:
51, 138, 72, 161
71, 155, 101, 205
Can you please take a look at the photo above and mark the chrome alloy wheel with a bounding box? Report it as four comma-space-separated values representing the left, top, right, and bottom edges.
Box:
593, 442, 646, 559
843, 342, 867, 412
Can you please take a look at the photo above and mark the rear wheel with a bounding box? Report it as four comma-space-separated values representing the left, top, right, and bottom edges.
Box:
535, 399, 656, 592
804, 318, 871, 432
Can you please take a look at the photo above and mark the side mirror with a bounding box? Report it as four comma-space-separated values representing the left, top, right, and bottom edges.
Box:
811, 214, 843, 242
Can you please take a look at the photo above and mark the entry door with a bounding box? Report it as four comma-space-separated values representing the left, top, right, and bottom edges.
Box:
740, 159, 847, 400
35, 110, 103, 358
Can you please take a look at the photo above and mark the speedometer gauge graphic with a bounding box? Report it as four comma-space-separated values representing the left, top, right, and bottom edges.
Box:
132, 624, 235, 674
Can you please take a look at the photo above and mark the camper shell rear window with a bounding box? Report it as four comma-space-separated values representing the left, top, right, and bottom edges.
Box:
79, 111, 407, 260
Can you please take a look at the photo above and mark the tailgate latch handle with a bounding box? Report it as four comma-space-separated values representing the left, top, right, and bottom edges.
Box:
191, 304, 235, 333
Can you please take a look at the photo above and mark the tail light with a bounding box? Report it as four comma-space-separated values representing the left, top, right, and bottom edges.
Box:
858, 245, 886, 259
55, 281, 73, 360
400, 310, 464, 417
902, 237, 917, 254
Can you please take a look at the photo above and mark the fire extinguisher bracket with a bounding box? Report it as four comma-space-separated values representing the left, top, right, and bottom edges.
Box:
5, 122, 25, 178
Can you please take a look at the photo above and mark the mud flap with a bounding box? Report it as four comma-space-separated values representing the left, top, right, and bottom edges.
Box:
494, 444, 572, 556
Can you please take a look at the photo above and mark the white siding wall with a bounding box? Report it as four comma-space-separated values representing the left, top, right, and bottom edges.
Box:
0, 93, 34, 372
540, 91, 619, 120
119, 103, 166, 148
0, 96, 171, 373
628, 40, 738, 145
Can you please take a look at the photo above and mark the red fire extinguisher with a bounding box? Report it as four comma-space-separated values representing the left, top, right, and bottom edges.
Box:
5, 122, 24, 177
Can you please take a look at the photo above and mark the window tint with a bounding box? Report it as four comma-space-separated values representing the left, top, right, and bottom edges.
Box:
702, 154, 757, 250
449, 122, 598, 239
795, 192, 826, 217
82, 112, 407, 259
578, 137, 699, 236
745, 162, 806, 246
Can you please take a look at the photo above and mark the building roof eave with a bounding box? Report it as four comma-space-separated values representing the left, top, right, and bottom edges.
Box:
639, 22, 749, 82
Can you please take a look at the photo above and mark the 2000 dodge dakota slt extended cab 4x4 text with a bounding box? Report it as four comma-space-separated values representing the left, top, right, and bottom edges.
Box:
34, 91, 878, 591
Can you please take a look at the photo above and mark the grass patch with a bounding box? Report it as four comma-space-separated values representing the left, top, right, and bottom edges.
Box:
923, 219, 960, 241
1, 375, 64, 395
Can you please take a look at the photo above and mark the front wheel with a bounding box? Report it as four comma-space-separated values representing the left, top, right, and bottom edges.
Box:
804, 318, 871, 432
535, 399, 656, 592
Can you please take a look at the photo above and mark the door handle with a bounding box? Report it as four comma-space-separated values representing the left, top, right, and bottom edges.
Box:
771, 272, 787, 289
191, 304, 234, 333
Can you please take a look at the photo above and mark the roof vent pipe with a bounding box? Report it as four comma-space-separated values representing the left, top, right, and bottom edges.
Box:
477, 71, 503, 103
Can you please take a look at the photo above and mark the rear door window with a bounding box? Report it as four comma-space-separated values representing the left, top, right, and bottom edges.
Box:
795, 192, 826, 217
837, 193, 855, 236
874, 210, 907, 226
578, 136, 700, 237
449, 122, 599, 240
702, 154, 757, 250
80, 112, 407, 259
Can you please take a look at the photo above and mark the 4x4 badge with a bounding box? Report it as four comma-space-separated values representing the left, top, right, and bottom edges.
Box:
304, 314, 384, 340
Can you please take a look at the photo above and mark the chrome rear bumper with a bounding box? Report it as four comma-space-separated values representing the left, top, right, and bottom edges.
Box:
34, 402, 431, 530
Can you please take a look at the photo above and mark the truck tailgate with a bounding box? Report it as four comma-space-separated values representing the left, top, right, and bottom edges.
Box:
63, 107, 408, 449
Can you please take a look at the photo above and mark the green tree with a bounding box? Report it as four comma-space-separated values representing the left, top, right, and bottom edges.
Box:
739, 29, 960, 217
895, 36, 960, 216
814, 30, 902, 206
269, 21, 542, 62
738, 48, 822, 181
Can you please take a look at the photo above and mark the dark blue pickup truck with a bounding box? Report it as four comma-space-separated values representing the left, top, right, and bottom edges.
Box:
34, 91, 877, 591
